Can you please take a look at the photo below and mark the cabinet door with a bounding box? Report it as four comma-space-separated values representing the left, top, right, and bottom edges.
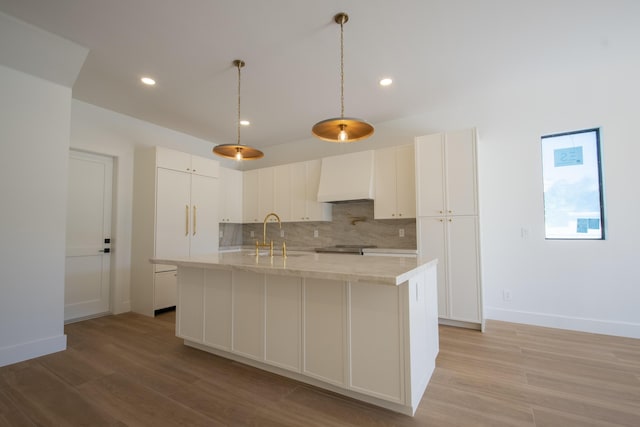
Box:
445, 129, 477, 216
447, 216, 481, 322
219, 167, 243, 223
304, 160, 331, 221
177, 267, 204, 342
232, 271, 265, 360
189, 174, 219, 256
155, 168, 191, 259
395, 145, 416, 218
415, 134, 445, 217
156, 147, 191, 172
265, 275, 301, 371
303, 278, 346, 386
291, 162, 307, 221
374, 147, 397, 219
190, 155, 219, 178
418, 217, 448, 318
243, 169, 259, 223
154, 270, 177, 310
203, 269, 232, 350
349, 281, 403, 403
273, 164, 292, 221
258, 167, 275, 220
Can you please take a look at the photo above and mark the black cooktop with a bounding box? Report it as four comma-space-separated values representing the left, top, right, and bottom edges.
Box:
314, 245, 377, 254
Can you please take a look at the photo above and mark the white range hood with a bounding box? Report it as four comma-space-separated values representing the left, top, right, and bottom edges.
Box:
317, 150, 375, 202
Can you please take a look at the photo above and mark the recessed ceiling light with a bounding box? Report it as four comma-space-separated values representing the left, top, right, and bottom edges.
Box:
140, 77, 156, 86
240, 120, 250, 126
379, 78, 393, 87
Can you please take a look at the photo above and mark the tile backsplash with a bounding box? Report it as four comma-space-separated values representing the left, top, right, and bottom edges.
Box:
219, 200, 416, 250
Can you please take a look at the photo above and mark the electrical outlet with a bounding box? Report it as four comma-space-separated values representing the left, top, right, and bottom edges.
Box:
521, 227, 530, 240
399, 228, 405, 237
502, 289, 512, 302
280, 230, 285, 238
250, 230, 255, 238
314, 229, 319, 238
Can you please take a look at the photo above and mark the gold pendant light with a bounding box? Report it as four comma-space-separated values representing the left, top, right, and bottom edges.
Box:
312, 13, 374, 143
213, 59, 264, 161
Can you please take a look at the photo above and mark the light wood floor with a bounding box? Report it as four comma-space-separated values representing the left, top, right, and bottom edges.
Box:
1, 312, 639, 426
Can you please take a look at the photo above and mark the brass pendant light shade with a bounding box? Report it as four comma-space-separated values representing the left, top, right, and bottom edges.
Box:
213, 59, 264, 161
312, 13, 374, 143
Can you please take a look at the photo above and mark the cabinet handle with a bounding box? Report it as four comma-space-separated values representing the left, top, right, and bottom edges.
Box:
439, 210, 443, 214
193, 205, 197, 235
439, 219, 444, 222
448, 210, 453, 214
449, 218, 452, 222
399, 213, 403, 217
185, 205, 189, 236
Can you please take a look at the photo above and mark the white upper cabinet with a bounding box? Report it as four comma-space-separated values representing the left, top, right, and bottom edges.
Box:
416, 129, 477, 217
291, 160, 332, 222
156, 146, 219, 178
274, 164, 292, 221
219, 167, 243, 223
374, 145, 416, 219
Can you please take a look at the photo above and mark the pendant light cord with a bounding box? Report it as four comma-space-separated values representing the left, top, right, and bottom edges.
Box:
339, 16, 345, 119
237, 62, 242, 146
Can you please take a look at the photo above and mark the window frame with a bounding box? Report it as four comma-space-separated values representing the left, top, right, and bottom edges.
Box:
541, 127, 606, 240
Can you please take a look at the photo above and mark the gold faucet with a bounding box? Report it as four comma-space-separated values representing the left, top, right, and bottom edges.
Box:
256, 212, 287, 257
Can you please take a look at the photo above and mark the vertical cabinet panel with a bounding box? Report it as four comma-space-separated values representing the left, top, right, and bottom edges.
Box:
154, 270, 177, 312
415, 133, 445, 217
219, 167, 243, 223
447, 216, 481, 322
189, 174, 219, 256
232, 271, 265, 360
349, 281, 403, 402
418, 217, 448, 317
395, 144, 416, 218
258, 167, 275, 220
290, 162, 307, 221
274, 164, 292, 221
203, 269, 232, 350
155, 168, 191, 259
303, 278, 346, 386
243, 169, 259, 223
177, 268, 204, 342
265, 275, 301, 371
445, 129, 477, 216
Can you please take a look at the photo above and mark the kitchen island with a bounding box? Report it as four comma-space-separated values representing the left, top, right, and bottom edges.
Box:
151, 251, 438, 416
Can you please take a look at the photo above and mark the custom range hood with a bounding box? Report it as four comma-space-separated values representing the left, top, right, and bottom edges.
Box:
317, 150, 374, 202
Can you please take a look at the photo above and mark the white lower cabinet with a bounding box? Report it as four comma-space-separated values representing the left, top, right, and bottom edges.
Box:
302, 278, 346, 386
176, 268, 205, 342
232, 271, 266, 360
418, 216, 481, 323
349, 281, 403, 402
203, 269, 232, 351
154, 270, 177, 311
265, 275, 301, 371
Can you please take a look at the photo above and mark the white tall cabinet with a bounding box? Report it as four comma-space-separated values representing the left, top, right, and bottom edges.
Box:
219, 167, 243, 223
415, 129, 483, 329
131, 146, 220, 316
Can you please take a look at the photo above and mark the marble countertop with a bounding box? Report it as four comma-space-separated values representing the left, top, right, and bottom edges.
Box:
151, 251, 436, 286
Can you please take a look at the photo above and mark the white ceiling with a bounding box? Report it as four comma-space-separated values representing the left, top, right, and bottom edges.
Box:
0, 0, 636, 150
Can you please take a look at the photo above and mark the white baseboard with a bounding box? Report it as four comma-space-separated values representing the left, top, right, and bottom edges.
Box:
485, 307, 640, 339
0, 334, 67, 368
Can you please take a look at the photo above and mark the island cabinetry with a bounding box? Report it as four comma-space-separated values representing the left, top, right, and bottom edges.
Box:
374, 145, 416, 219
131, 146, 219, 316
415, 129, 482, 328
265, 275, 301, 371
170, 256, 438, 416
219, 167, 243, 223
302, 279, 346, 386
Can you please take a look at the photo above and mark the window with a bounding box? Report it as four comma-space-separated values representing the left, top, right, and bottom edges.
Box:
541, 128, 605, 239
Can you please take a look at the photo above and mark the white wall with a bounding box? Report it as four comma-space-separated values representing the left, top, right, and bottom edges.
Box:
0, 65, 70, 366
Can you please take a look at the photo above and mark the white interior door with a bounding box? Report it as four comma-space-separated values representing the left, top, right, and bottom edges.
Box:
65, 150, 113, 322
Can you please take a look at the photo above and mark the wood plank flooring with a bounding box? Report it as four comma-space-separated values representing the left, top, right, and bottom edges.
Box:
1, 312, 639, 426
